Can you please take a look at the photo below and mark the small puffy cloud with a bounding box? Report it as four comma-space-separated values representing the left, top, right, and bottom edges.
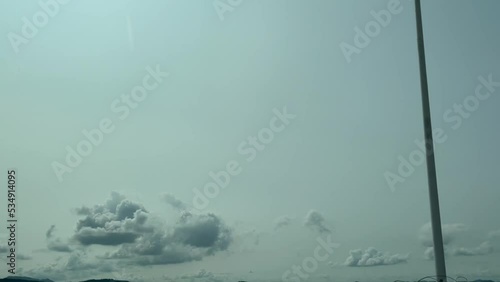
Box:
45, 225, 72, 253
170, 211, 232, 254
488, 229, 500, 240
22, 251, 116, 281
179, 269, 223, 282
418, 222, 467, 247
304, 210, 331, 234
423, 246, 453, 260
46, 225, 56, 239
344, 247, 409, 267
18, 253, 32, 260
452, 241, 494, 256
420, 223, 495, 259
423, 247, 436, 260
162, 193, 188, 211
229, 227, 261, 253
274, 216, 292, 231
163, 269, 227, 282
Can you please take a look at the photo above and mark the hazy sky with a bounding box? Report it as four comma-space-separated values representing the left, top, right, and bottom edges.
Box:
1, 1, 500, 281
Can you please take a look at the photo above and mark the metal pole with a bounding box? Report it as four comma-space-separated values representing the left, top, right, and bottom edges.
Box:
414, 1, 447, 281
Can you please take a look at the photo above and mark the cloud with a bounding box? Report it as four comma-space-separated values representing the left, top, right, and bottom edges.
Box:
344, 247, 409, 267
418, 222, 468, 247
451, 241, 494, 256
45, 225, 72, 253
73, 193, 235, 265
488, 229, 500, 240
423, 247, 437, 260
304, 210, 331, 234
0, 245, 30, 261
18, 253, 32, 260
164, 269, 226, 282
22, 251, 117, 281
227, 227, 261, 253
72, 192, 149, 246
46, 225, 56, 238
171, 211, 232, 254
162, 193, 188, 211
274, 216, 292, 231
24, 192, 234, 281
108, 211, 232, 265
420, 223, 495, 259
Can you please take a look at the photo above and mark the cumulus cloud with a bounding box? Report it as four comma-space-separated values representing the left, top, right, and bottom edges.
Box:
0, 244, 31, 261
344, 247, 409, 267
46, 225, 72, 253
274, 216, 292, 231
163, 269, 227, 282
419, 223, 495, 259
22, 251, 116, 281
451, 241, 494, 256
228, 227, 261, 253
72, 192, 149, 246
74, 193, 234, 265
488, 229, 500, 240
304, 210, 331, 234
418, 222, 468, 247
162, 193, 188, 211
423, 247, 437, 260
24, 193, 234, 281
18, 253, 32, 260
171, 211, 232, 254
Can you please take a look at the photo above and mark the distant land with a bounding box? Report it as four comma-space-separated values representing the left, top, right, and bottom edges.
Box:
0, 276, 497, 282
0, 277, 128, 282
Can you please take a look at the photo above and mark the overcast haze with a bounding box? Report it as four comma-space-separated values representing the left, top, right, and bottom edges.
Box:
1, 0, 500, 281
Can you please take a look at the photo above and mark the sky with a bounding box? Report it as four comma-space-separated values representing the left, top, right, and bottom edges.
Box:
0, 0, 500, 281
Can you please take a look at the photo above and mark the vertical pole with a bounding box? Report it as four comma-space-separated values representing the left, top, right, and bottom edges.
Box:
414, 1, 447, 281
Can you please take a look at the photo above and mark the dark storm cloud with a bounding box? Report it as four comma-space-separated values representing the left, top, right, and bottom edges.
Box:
344, 247, 409, 267
304, 210, 331, 234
